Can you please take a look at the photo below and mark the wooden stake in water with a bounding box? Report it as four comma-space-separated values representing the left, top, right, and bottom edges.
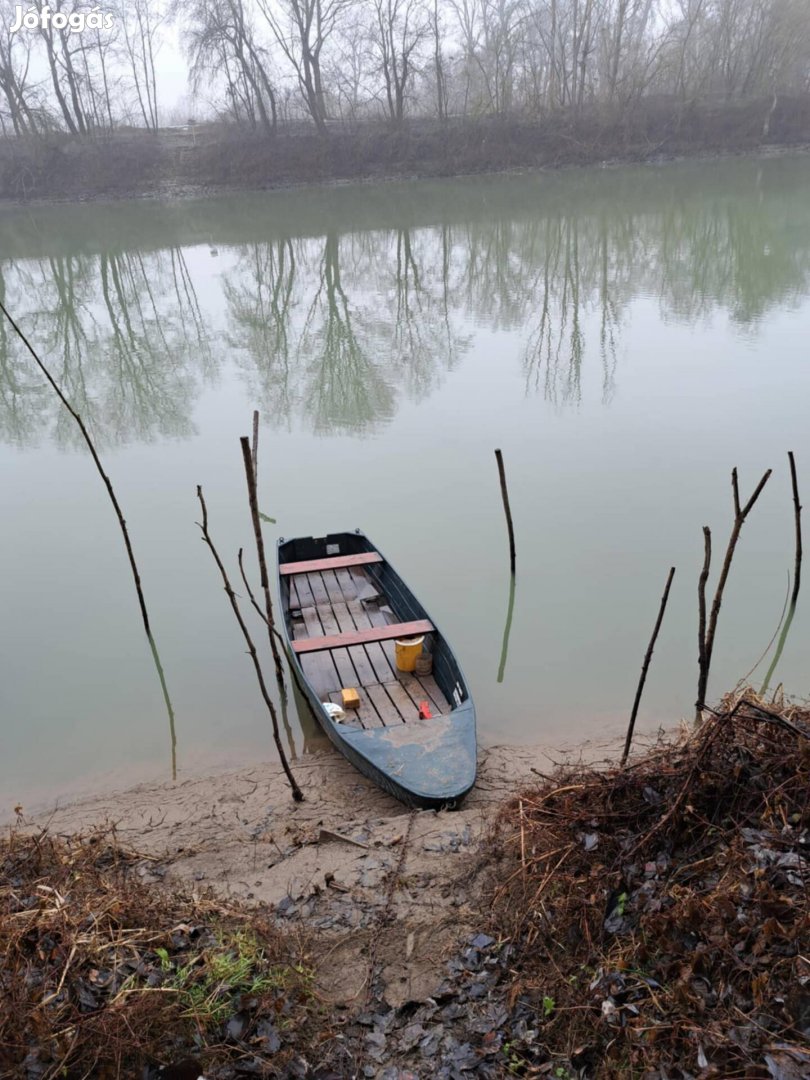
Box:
696, 466, 772, 724
0, 299, 178, 779
241, 435, 287, 688
495, 448, 516, 575
621, 566, 676, 766
497, 573, 516, 684
761, 451, 802, 695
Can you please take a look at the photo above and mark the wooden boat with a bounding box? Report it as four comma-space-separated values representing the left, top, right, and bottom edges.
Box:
277, 530, 476, 808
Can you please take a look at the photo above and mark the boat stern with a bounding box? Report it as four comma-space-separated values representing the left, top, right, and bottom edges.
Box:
339, 702, 477, 808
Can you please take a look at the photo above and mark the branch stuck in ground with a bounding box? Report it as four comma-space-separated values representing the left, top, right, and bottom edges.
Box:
196, 485, 302, 802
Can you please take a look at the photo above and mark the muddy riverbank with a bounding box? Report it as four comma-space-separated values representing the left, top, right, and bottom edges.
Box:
2, 96, 810, 205
18, 741, 560, 1005
5, 695, 808, 1078
14, 738, 615, 1010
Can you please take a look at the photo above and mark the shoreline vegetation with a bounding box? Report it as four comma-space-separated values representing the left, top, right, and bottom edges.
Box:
2, 95, 810, 205
3, 690, 808, 1078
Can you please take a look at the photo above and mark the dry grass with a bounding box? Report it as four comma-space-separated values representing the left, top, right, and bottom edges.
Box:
484, 690, 810, 1078
0, 828, 324, 1079
3, 94, 810, 201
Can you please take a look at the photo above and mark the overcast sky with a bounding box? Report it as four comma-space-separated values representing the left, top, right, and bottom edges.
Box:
14, 8, 194, 122
156, 23, 191, 117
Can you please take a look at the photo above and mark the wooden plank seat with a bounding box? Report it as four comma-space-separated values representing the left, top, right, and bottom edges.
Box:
291, 619, 433, 655
280, 552, 383, 576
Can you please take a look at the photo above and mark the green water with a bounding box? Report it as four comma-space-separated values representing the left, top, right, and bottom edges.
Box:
2, 154, 809, 810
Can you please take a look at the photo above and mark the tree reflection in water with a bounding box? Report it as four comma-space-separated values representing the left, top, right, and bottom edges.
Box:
2, 160, 810, 446
0, 247, 212, 448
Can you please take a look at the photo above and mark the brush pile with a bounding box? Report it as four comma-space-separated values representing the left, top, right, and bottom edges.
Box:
0, 828, 322, 1079
485, 692, 810, 1079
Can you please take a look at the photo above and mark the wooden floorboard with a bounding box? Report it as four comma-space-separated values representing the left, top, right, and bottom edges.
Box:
353, 687, 384, 728
316, 595, 359, 696
306, 572, 331, 608
344, 600, 396, 684
358, 599, 401, 679
384, 679, 420, 721
328, 690, 380, 730
398, 671, 445, 716
365, 683, 403, 727
320, 569, 346, 607
334, 566, 358, 600
338, 569, 396, 685
295, 584, 342, 701
300, 655, 340, 701
418, 674, 451, 712
329, 598, 379, 689
303, 569, 381, 723
293, 575, 319, 620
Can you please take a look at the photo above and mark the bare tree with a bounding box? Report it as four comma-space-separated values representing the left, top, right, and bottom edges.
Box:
429, 0, 449, 118
115, 0, 164, 130
327, 21, 371, 121
599, 0, 661, 106
370, 0, 430, 124
38, 2, 91, 133
258, 0, 349, 133
181, 0, 278, 132
0, 11, 44, 135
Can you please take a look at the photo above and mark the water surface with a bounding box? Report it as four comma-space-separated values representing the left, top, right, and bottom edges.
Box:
2, 154, 809, 809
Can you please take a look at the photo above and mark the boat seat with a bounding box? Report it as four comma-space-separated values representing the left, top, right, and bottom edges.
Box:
291, 619, 434, 655
280, 552, 383, 576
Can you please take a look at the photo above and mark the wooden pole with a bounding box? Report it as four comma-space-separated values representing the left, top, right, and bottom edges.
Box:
621, 566, 675, 766
497, 573, 516, 684
697, 526, 711, 724
197, 486, 303, 802
240, 434, 287, 688
760, 451, 802, 694
0, 298, 178, 779
494, 448, 516, 576
251, 409, 259, 480
696, 467, 772, 723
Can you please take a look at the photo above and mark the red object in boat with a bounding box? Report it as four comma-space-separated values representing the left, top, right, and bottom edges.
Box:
418, 701, 432, 719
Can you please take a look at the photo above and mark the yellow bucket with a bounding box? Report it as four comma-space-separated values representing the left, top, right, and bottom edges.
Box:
395, 635, 424, 672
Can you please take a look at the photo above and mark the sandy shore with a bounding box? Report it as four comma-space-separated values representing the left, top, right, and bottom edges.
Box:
18, 738, 615, 1005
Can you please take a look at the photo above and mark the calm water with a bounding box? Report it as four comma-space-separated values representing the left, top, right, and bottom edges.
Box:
2, 154, 810, 810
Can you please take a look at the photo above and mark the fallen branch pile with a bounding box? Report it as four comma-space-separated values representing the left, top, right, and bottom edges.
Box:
485, 692, 810, 1078
0, 829, 321, 1079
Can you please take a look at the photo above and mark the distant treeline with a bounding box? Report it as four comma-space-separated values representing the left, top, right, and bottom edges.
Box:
2, 1, 810, 138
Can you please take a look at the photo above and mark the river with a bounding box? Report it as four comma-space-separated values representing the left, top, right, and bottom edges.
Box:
2, 152, 809, 809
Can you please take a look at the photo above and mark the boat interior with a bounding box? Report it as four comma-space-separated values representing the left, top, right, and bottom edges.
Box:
280, 552, 452, 730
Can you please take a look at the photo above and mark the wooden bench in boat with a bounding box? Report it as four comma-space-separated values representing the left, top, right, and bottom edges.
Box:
291, 619, 434, 655
280, 552, 383, 576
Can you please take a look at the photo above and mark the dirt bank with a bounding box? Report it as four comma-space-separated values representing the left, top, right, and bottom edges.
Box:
2, 95, 810, 205
21, 740, 607, 1009
6, 696, 808, 1077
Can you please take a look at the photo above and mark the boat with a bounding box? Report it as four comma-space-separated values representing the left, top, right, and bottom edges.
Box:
276, 530, 476, 808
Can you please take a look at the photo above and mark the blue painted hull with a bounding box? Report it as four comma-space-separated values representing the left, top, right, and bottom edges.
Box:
277, 531, 477, 809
